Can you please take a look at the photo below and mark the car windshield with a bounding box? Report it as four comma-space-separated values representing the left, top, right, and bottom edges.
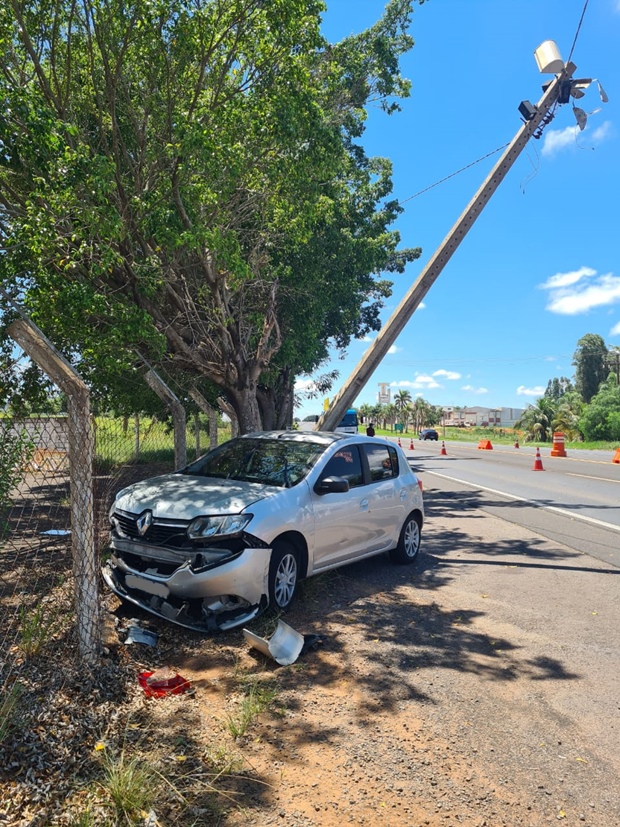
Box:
183, 438, 325, 488
340, 412, 358, 427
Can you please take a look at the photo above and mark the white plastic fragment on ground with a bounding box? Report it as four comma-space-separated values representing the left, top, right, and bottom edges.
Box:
243, 620, 305, 665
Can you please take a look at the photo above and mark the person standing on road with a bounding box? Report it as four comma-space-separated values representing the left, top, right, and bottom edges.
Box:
366, 423, 375, 437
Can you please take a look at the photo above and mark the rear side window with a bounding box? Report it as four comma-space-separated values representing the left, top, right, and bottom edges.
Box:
321, 446, 363, 488
364, 444, 399, 482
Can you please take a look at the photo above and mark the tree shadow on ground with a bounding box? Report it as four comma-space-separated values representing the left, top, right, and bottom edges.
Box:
2, 480, 604, 825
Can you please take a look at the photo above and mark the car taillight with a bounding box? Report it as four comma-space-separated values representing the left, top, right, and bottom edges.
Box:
417, 479, 423, 493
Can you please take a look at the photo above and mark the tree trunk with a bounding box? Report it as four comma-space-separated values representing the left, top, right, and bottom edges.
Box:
231, 386, 263, 434
257, 388, 276, 431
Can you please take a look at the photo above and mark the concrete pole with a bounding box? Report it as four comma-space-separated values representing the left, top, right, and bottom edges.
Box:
317, 62, 577, 432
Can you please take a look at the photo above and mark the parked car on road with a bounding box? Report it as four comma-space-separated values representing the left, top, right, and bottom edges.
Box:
104, 431, 424, 632
419, 428, 439, 441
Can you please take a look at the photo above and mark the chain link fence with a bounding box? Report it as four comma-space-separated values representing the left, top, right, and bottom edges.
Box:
1, 324, 232, 753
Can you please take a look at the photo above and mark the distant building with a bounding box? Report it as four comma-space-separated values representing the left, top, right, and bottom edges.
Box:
442, 406, 524, 427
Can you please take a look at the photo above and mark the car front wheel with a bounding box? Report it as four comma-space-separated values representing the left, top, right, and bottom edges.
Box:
268, 541, 299, 610
389, 513, 421, 564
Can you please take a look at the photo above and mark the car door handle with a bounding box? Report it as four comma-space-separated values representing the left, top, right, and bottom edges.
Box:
359, 499, 369, 510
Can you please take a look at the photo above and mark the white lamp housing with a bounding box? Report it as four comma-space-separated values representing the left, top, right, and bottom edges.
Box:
534, 40, 564, 74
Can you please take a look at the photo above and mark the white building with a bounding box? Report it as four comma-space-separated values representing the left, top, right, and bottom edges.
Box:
442, 406, 524, 428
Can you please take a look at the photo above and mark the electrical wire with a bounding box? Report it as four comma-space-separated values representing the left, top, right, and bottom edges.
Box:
399, 142, 510, 204
567, 0, 590, 64
401, 0, 591, 208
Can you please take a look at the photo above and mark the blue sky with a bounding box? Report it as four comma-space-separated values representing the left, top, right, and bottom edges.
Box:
295, 0, 619, 418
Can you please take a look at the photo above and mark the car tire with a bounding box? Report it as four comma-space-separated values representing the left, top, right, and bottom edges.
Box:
268, 541, 299, 610
389, 513, 421, 565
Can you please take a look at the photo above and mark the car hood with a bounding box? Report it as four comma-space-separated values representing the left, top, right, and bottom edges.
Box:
113, 473, 279, 520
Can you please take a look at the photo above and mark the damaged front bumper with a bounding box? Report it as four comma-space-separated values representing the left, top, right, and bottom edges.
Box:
103, 544, 271, 632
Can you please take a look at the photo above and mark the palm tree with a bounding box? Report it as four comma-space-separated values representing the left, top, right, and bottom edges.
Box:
357, 403, 374, 425
394, 389, 412, 411
384, 403, 399, 431
514, 398, 557, 442
394, 389, 412, 430
552, 391, 584, 441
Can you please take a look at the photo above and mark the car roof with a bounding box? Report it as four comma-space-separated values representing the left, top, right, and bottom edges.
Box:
241, 430, 397, 447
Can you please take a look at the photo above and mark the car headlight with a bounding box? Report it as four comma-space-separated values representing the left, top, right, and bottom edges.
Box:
109, 490, 125, 521
187, 514, 253, 540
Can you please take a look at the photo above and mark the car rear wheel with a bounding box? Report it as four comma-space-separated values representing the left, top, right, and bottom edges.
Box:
389, 513, 421, 565
268, 541, 299, 610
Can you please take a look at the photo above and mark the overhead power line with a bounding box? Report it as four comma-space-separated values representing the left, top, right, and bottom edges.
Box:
400, 143, 511, 204
567, 0, 590, 64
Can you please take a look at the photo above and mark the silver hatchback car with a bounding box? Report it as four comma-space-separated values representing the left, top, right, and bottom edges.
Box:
103, 431, 424, 632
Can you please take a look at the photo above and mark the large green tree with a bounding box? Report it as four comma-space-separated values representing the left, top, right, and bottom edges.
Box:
573, 333, 608, 404
0, 0, 423, 432
544, 376, 573, 403
579, 376, 620, 441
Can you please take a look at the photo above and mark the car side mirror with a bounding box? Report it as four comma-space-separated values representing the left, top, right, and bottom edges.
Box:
314, 476, 350, 495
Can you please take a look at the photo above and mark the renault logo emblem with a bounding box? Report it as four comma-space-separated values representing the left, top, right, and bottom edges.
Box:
136, 510, 153, 536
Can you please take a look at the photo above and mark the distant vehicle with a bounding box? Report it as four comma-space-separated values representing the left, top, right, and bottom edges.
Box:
335, 408, 359, 435
298, 409, 359, 434
104, 431, 424, 632
419, 428, 439, 441
298, 414, 320, 431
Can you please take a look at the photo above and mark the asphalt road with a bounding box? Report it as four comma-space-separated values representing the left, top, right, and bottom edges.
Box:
397, 438, 620, 570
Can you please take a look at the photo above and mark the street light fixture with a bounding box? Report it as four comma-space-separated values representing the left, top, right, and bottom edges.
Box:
534, 40, 565, 74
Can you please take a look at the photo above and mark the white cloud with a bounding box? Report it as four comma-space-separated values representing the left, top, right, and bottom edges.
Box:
539, 267, 620, 315
433, 369, 461, 381
590, 120, 613, 143
541, 118, 612, 157
461, 384, 488, 395
387, 345, 402, 355
294, 378, 316, 392
542, 125, 579, 156
391, 375, 441, 390
517, 385, 545, 397
538, 266, 596, 290
610, 321, 620, 337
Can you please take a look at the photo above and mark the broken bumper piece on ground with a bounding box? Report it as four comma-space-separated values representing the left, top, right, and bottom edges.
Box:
243, 620, 306, 665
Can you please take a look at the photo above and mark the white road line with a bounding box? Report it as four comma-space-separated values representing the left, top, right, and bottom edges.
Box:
566, 472, 620, 484
426, 470, 620, 534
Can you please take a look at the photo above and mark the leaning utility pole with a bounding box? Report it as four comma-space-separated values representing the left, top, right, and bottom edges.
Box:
317, 59, 579, 432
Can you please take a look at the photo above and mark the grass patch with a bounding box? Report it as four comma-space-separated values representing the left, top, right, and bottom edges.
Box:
19, 602, 62, 658
226, 676, 280, 739
98, 748, 159, 825
0, 681, 21, 744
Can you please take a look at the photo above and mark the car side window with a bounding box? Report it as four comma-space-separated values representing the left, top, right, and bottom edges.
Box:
321, 447, 363, 488
364, 444, 399, 482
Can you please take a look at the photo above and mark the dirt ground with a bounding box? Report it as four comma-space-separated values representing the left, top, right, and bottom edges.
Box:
2, 481, 619, 826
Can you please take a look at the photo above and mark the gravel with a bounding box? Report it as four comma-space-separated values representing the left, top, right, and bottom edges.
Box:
2, 488, 619, 826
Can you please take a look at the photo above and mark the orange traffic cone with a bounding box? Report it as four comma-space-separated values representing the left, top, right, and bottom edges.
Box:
440, 441, 447, 456
533, 447, 544, 471
613, 447, 620, 464
514, 439, 519, 448
409, 438, 414, 450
